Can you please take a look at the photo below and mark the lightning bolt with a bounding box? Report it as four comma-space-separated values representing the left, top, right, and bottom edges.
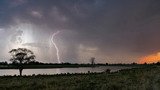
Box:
51, 31, 61, 63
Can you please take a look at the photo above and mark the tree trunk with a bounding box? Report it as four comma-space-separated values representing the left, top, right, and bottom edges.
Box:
19, 60, 23, 76
19, 68, 23, 76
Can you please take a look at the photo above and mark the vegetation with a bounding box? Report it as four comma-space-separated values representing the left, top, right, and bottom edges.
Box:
90, 57, 95, 65
2, 48, 160, 89
9, 48, 36, 76
0, 66, 160, 90
0, 62, 143, 69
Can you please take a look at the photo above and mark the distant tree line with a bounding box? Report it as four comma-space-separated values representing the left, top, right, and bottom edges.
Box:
0, 61, 8, 65
1, 61, 160, 66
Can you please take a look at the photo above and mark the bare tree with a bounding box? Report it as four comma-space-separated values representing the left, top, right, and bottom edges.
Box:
9, 48, 36, 76
90, 57, 95, 65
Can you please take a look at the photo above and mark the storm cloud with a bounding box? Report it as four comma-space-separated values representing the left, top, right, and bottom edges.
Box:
0, 0, 160, 63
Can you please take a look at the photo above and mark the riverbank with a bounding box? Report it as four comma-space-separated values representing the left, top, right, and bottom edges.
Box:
0, 63, 141, 69
0, 65, 159, 90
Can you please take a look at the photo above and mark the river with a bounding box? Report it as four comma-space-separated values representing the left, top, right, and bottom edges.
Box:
0, 66, 133, 76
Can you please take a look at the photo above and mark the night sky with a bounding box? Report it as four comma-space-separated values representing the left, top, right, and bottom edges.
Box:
0, 0, 160, 63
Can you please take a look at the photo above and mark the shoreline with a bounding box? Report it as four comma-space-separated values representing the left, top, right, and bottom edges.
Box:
0, 65, 159, 90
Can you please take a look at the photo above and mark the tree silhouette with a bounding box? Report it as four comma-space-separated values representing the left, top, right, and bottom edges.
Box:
9, 48, 35, 76
90, 57, 95, 65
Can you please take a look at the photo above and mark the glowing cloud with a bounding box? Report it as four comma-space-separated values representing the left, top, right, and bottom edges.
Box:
139, 52, 160, 64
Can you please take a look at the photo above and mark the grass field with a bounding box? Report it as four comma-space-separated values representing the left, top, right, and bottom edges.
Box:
0, 66, 160, 90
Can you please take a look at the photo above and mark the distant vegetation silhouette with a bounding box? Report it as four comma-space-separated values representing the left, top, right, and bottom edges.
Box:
9, 48, 36, 76
90, 57, 95, 65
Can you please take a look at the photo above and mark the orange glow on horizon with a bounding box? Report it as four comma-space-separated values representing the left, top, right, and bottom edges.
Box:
139, 52, 160, 64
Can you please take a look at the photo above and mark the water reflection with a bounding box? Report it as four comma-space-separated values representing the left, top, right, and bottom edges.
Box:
0, 66, 132, 76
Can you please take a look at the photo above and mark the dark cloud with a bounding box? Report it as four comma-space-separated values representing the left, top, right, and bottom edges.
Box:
0, 0, 160, 63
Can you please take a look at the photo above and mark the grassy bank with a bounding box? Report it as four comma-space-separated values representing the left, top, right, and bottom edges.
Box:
0, 66, 160, 90
0, 64, 139, 69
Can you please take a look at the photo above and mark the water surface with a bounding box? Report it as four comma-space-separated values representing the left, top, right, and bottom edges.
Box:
0, 66, 133, 76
